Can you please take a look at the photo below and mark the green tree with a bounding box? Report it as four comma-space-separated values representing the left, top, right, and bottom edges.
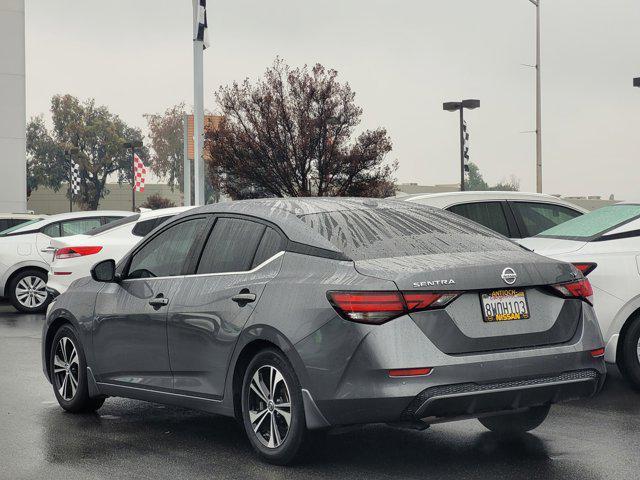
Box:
206, 59, 396, 199
144, 103, 186, 192
466, 162, 519, 192
26, 94, 148, 209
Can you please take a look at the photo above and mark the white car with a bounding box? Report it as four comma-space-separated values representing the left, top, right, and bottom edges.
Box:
0, 210, 134, 313
400, 191, 587, 239
520, 203, 640, 388
0, 213, 47, 234
47, 207, 194, 296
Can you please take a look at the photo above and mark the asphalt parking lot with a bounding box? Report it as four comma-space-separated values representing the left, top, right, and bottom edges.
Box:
1, 301, 639, 480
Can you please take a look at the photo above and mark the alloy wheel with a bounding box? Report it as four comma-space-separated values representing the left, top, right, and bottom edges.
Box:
15, 275, 48, 309
248, 365, 292, 449
53, 337, 79, 401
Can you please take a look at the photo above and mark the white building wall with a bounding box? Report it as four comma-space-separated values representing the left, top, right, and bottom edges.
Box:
0, 0, 27, 213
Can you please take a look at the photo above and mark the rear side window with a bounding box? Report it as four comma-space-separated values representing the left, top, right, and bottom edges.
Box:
128, 218, 208, 279
511, 202, 582, 237
60, 218, 103, 236
42, 222, 61, 237
447, 202, 510, 237
132, 216, 173, 237
252, 227, 285, 268
298, 205, 519, 261
196, 218, 265, 274
88, 215, 139, 236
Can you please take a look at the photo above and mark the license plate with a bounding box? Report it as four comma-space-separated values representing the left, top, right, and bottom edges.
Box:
481, 289, 530, 322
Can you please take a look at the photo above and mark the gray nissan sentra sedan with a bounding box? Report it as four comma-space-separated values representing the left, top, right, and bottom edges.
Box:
42, 198, 606, 464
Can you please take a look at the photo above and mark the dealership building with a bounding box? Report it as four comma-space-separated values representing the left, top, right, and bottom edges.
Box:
0, 0, 27, 213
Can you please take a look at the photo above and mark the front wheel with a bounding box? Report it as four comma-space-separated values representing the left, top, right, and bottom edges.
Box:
50, 324, 104, 413
478, 405, 550, 435
241, 349, 306, 465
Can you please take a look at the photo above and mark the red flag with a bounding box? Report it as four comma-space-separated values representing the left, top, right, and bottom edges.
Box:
133, 154, 146, 192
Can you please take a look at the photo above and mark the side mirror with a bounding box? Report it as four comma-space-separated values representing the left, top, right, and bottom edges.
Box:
91, 259, 117, 283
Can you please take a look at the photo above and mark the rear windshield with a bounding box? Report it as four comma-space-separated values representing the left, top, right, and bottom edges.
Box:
297, 205, 520, 261
536, 204, 640, 240
87, 214, 139, 235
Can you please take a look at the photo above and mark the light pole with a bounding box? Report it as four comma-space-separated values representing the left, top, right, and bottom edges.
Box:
528, 0, 543, 193
64, 147, 79, 212
443, 99, 480, 191
123, 141, 143, 212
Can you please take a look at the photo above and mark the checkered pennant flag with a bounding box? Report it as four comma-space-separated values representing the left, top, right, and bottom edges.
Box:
71, 161, 81, 195
195, 0, 210, 49
133, 154, 146, 193
462, 120, 470, 172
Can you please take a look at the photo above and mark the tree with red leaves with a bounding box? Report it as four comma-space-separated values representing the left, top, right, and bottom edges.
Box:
206, 59, 396, 199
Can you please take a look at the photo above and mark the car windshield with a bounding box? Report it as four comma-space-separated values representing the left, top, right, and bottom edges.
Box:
297, 205, 520, 261
536, 204, 640, 240
0, 218, 43, 236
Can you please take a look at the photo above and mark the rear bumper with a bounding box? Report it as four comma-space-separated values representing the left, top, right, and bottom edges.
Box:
401, 369, 602, 421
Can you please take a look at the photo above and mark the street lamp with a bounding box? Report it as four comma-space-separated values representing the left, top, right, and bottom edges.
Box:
64, 147, 79, 212
443, 99, 480, 191
123, 141, 143, 212
526, 0, 543, 193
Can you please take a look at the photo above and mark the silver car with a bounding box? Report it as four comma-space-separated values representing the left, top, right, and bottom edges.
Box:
41, 198, 606, 464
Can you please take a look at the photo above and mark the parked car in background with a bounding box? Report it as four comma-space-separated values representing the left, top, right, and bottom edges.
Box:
0, 210, 134, 313
0, 213, 47, 234
42, 198, 605, 464
47, 206, 194, 296
520, 203, 640, 389
400, 191, 587, 239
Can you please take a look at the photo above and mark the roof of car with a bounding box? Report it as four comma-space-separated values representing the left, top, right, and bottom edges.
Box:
137, 206, 194, 219
184, 197, 443, 254
398, 191, 587, 212
0, 213, 46, 220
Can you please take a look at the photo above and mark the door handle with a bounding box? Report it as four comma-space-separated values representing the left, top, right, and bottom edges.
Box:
232, 293, 256, 305
149, 295, 170, 308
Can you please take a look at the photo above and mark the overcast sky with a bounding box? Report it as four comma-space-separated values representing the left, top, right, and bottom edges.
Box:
25, 0, 640, 200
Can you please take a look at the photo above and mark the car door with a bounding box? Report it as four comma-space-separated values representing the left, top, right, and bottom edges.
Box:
92, 215, 210, 390
167, 216, 285, 399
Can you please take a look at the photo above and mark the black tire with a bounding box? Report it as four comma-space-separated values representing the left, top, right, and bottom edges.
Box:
8, 268, 51, 313
49, 324, 104, 413
617, 315, 640, 390
478, 405, 550, 435
241, 348, 306, 465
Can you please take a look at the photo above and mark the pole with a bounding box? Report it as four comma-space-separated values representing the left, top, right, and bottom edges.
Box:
131, 147, 136, 212
68, 153, 73, 212
192, 0, 205, 206
183, 114, 191, 206
459, 108, 465, 192
535, 0, 542, 193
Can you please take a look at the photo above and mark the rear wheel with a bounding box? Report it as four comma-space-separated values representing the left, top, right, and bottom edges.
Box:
240, 349, 306, 465
50, 324, 104, 413
9, 268, 50, 313
617, 315, 640, 390
478, 405, 550, 435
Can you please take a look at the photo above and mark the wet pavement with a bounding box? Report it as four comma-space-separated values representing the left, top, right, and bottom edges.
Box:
2, 300, 639, 480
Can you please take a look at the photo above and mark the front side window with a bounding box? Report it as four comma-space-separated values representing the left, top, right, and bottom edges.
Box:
196, 218, 266, 274
447, 202, 510, 237
537, 204, 640, 240
511, 202, 582, 237
128, 217, 208, 279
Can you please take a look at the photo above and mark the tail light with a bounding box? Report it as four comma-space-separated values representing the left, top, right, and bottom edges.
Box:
590, 348, 605, 358
572, 262, 597, 276
327, 290, 459, 324
551, 278, 593, 305
54, 246, 103, 260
